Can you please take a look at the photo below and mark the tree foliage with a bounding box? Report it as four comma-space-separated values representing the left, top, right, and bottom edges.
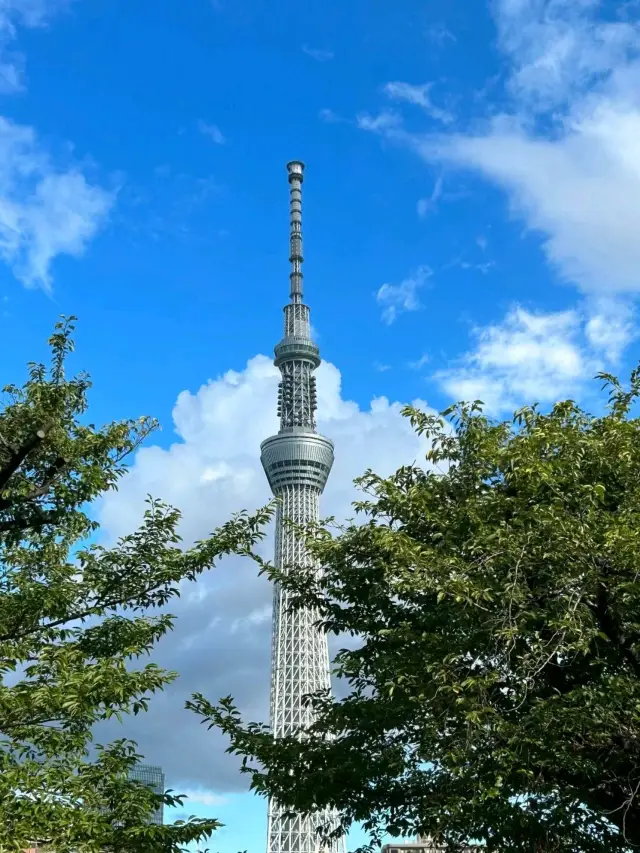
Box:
0, 317, 269, 852
194, 370, 640, 852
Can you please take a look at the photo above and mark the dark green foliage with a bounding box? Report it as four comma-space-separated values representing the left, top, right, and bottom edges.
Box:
0, 318, 270, 851
193, 370, 640, 852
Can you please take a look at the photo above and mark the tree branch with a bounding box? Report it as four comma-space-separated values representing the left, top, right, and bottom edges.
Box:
0, 508, 64, 535
0, 421, 55, 498
0, 577, 173, 643
591, 584, 640, 679
7, 456, 67, 507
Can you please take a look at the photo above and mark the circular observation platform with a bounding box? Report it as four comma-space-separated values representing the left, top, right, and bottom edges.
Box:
274, 336, 320, 368
260, 431, 334, 493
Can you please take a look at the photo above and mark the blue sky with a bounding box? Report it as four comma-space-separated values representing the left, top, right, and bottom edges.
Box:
1, 0, 640, 850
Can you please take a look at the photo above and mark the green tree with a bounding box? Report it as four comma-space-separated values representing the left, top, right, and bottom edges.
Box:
0, 317, 269, 852
193, 371, 640, 853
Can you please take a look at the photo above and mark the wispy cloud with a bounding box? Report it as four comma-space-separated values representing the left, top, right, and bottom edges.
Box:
384, 81, 454, 124
376, 265, 432, 324
197, 120, 226, 145
302, 44, 334, 62
417, 174, 444, 216
319, 108, 343, 124
408, 353, 430, 370
495, 0, 640, 111
427, 21, 457, 47
356, 110, 402, 133
447, 253, 496, 275
0, 0, 72, 93
361, 1, 640, 298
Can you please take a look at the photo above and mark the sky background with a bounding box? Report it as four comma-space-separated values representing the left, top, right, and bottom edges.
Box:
1, 0, 640, 850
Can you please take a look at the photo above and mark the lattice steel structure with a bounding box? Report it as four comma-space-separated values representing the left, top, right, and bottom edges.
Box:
261, 162, 344, 853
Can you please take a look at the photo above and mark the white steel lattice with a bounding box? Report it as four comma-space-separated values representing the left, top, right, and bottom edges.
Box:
269, 485, 328, 738
266, 485, 341, 853
278, 361, 317, 430
260, 162, 345, 853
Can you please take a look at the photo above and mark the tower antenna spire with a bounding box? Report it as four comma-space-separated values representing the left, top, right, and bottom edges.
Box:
287, 160, 304, 304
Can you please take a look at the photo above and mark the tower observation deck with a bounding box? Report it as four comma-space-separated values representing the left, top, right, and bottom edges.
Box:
260, 162, 343, 853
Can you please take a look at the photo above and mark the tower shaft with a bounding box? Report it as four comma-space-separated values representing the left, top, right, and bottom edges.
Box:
260, 163, 342, 853
269, 485, 329, 739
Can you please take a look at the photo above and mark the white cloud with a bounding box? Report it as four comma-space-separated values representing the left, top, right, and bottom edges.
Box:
384, 81, 454, 124
426, 0, 640, 294
436, 302, 625, 413
356, 110, 402, 133
448, 252, 495, 276
319, 108, 343, 124
408, 353, 430, 370
97, 355, 432, 791
0, 3, 112, 289
0, 117, 113, 290
417, 174, 443, 217
363, 1, 640, 299
495, 0, 640, 110
181, 790, 228, 808
197, 120, 226, 145
375, 265, 431, 324
419, 105, 640, 293
427, 22, 457, 47
0, 0, 71, 92
302, 44, 334, 62
584, 296, 636, 360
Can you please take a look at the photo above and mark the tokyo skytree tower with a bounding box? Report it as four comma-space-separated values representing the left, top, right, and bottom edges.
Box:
260, 162, 343, 853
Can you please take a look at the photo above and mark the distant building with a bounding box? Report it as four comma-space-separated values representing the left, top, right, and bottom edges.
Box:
20, 764, 165, 851
381, 837, 478, 853
128, 763, 165, 826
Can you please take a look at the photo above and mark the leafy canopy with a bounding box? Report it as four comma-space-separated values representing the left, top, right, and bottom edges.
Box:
194, 370, 640, 853
0, 318, 269, 852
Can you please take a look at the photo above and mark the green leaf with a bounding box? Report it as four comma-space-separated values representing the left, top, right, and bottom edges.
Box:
0, 318, 271, 851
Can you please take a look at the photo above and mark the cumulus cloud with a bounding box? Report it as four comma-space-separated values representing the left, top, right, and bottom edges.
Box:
0, 117, 113, 290
435, 302, 628, 414
97, 355, 432, 793
375, 265, 432, 324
